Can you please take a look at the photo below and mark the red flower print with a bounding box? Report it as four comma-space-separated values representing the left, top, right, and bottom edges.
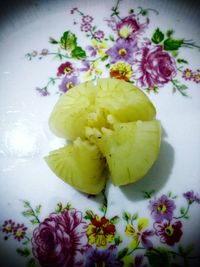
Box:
154, 220, 182, 246
86, 215, 116, 247
57, 61, 74, 76
116, 15, 149, 39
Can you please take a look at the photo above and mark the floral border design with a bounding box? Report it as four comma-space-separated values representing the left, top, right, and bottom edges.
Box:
1, 190, 200, 266
3, 1, 200, 266
26, 0, 200, 97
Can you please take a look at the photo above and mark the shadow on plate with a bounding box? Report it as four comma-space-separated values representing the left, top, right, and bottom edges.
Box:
120, 134, 175, 202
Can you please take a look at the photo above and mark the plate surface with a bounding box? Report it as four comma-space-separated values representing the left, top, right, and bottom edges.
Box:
0, 0, 200, 266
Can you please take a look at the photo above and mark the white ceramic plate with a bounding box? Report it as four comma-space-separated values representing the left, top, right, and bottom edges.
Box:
0, 1, 200, 266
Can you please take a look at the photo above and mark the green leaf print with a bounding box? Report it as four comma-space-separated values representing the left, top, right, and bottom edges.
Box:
151, 28, 165, 44
60, 31, 77, 50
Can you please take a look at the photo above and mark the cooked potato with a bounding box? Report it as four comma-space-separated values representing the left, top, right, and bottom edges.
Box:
87, 120, 161, 186
45, 138, 107, 194
96, 78, 156, 123
49, 81, 97, 140
46, 78, 161, 194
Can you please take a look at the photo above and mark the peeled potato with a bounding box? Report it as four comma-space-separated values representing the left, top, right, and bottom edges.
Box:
96, 78, 156, 123
49, 78, 156, 141
45, 138, 107, 194
46, 78, 161, 194
49, 81, 97, 140
89, 120, 161, 186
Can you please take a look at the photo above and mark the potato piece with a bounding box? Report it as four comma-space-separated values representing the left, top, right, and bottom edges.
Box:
94, 120, 161, 186
96, 78, 156, 122
45, 138, 107, 194
49, 81, 97, 140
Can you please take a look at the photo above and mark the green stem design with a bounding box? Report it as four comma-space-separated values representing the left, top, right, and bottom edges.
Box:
137, 6, 159, 16
87, 57, 102, 63
183, 40, 200, 50
177, 67, 184, 72
171, 79, 188, 97
111, 0, 122, 20
142, 190, 155, 199
75, 9, 84, 16
173, 202, 191, 220
73, 8, 106, 42
101, 188, 108, 216
22, 201, 40, 224
45, 77, 61, 89
89, 29, 96, 40
48, 52, 72, 60
168, 250, 200, 260
127, 246, 145, 256
24, 236, 30, 242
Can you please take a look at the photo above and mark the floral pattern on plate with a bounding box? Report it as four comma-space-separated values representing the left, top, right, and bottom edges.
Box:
1, 190, 200, 266
25, 0, 200, 97
1, 1, 200, 266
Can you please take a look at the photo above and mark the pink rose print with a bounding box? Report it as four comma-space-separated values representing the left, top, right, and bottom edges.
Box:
31, 209, 87, 267
134, 45, 177, 89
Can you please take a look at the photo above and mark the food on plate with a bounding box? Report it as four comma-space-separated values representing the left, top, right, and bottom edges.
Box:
49, 81, 98, 140
48, 78, 156, 140
45, 138, 107, 194
46, 78, 161, 194
86, 120, 161, 186
96, 78, 156, 123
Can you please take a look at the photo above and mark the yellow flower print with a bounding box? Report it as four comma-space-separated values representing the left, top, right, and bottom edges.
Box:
84, 59, 102, 80
125, 218, 149, 237
125, 218, 154, 249
91, 39, 108, 58
86, 215, 116, 248
110, 61, 133, 81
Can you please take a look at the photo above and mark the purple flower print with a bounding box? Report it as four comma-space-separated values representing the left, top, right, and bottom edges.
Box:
182, 68, 193, 81
183, 190, 200, 204
84, 246, 123, 267
70, 7, 78, 14
125, 221, 154, 250
13, 223, 27, 241
106, 38, 137, 64
86, 46, 97, 57
133, 254, 148, 267
193, 69, 200, 83
31, 209, 87, 267
40, 48, 49, 56
105, 17, 117, 31
134, 45, 177, 89
82, 15, 93, 24
154, 220, 182, 246
36, 87, 50, 96
81, 23, 92, 32
59, 75, 78, 93
79, 60, 91, 72
2, 219, 15, 234
140, 230, 154, 249
149, 195, 176, 222
93, 30, 105, 41
116, 15, 149, 39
